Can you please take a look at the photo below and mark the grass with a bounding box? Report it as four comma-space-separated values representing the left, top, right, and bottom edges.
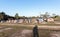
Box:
0, 24, 60, 37
0, 25, 33, 37
1, 22, 60, 26
0, 25, 19, 37
39, 29, 53, 37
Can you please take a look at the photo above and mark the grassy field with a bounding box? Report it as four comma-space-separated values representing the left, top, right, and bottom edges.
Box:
1, 22, 60, 26
0, 25, 59, 37
0, 25, 33, 37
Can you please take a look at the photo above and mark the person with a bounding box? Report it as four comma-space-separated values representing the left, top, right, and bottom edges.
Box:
33, 25, 39, 37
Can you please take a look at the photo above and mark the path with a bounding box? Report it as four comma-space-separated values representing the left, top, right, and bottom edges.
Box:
9, 29, 32, 37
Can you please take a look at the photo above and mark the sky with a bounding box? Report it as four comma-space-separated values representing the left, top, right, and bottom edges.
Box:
0, 0, 60, 17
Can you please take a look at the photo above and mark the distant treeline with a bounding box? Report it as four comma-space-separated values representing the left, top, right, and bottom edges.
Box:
0, 12, 15, 21
0, 12, 60, 21
0, 12, 29, 21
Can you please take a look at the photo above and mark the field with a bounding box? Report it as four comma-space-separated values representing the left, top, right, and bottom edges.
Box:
0, 25, 33, 37
0, 23, 60, 37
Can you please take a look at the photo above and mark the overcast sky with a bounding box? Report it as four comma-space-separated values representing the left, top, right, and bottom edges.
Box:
0, 0, 60, 17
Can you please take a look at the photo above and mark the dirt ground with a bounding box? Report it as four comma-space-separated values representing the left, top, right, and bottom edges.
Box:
9, 29, 33, 37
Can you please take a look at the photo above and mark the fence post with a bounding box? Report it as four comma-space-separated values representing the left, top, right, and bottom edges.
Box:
33, 25, 39, 37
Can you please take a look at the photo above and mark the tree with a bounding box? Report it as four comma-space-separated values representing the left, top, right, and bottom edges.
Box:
52, 14, 56, 18
0, 12, 6, 20
1, 12, 5, 15
0, 13, 3, 20
40, 12, 50, 19
44, 12, 50, 18
52, 13, 59, 18
40, 12, 50, 22
15, 13, 19, 19
0, 12, 15, 21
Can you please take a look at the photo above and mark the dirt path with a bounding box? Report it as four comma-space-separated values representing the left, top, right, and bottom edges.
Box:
9, 29, 32, 37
